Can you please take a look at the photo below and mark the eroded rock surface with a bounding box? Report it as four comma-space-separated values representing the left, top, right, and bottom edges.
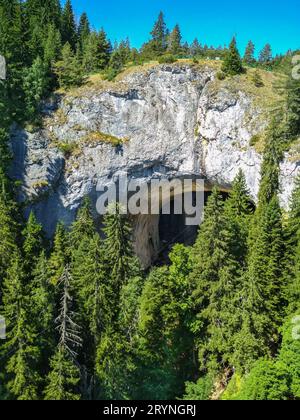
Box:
9, 64, 300, 267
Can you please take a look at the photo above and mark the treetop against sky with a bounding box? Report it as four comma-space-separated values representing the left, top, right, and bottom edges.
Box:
64, 0, 300, 55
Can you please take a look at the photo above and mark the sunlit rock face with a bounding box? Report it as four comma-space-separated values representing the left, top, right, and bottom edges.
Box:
10, 64, 300, 267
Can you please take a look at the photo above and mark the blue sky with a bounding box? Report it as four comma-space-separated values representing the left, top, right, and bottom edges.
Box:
65, 0, 300, 55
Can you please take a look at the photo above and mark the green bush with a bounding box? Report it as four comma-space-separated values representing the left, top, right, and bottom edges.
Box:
158, 54, 177, 64
103, 68, 120, 81
221, 373, 243, 400
235, 360, 290, 400
56, 142, 78, 158
182, 376, 214, 400
250, 134, 260, 147
252, 70, 264, 87
216, 71, 226, 81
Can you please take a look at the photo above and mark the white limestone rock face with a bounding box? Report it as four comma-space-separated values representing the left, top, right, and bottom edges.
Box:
9, 127, 64, 202
9, 64, 300, 265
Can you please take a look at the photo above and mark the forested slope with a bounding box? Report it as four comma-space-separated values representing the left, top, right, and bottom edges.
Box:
0, 0, 300, 400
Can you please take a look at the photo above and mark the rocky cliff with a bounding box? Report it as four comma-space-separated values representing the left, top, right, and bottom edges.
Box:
9, 63, 300, 266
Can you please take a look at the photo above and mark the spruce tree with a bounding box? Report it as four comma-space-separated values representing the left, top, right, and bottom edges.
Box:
106, 49, 124, 80
97, 29, 111, 69
71, 234, 107, 398
0, 0, 25, 121
222, 37, 244, 75
243, 41, 256, 65
43, 23, 62, 67
168, 24, 182, 55
224, 169, 253, 265
252, 69, 264, 87
150, 11, 168, 55
232, 122, 285, 373
277, 314, 300, 398
25, 0, 61, 30
61, 0, 77, 50
189, 188, 239, 374
233, 196, 284, 373
77, 12, 90, 48
137, 268, 171, 364
31, 251, 55, 353
288, 240, 300, 314
236, 359, 289, 400
46, 0, 62, 28
285, 70, 300, 139
284, 175, 300, 313
103, 204, 140, 299
71, 235, 106, 338
25, 0, 61, 61
234, 313, 300, 400
258, 119, 284, 203
23, 56, 49, 121
82, 32, 100, 73
96, 272, 143, 400
55, 42, 84, 88
0, 128, 11, 172
96, 325, 137, 400
259, 44, 273, 65
22, 211, 44, 272
49, 222, 69, 285
0, 185, 19, 291
44, 348, 81, 400
44, 266, 81, 400
95, 209, 143, 399
117, 38, 131, 65
1, 254, 41, 400
0, 78, 10, 129
136, 245, 194, 400
27, 24, 45, 62
69, 197, 96, 249
190, 38, 202, 57
0, 1, 24, 64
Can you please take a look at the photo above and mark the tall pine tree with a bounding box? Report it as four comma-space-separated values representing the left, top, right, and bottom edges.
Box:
44, 266, 81, 400
284, 175, 300, 313
222, 37, 244, 75
103, 204, 140, 301
55, 42, 84, 88
168, 24, 182, 55
1, 254, 41, 400
190, 187, 242, 374
77, 12, 90, 48
0, 0, 25, 121
49, 222, 69, 285
61, 0, 77, 51
243, 40, 256, 65
232, 121, 285, 373
259, 44, 273, 65
150, 11, 168, 56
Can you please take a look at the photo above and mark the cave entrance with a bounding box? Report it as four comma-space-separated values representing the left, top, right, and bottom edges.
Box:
132, 182, 255, 269
159, 194, 198, 247
157, 190, 230, 264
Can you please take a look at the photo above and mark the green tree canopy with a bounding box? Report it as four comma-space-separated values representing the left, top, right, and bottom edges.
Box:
222, 37, 244, 75
243, 40, 256, 65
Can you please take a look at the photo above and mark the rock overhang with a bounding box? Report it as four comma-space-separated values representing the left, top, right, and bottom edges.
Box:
8, 64, 300, 262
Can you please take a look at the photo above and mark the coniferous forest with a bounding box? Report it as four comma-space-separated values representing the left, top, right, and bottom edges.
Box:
0, 0, 300, 401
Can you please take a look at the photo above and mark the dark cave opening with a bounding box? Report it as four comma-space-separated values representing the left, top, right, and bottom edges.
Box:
157, 190, 232, 264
